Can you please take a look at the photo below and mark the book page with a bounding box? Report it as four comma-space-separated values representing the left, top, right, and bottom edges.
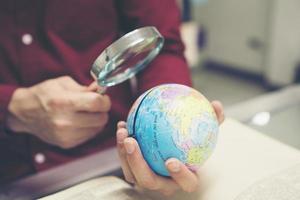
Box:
235, 164, 300, 200
39, 176, 152, 200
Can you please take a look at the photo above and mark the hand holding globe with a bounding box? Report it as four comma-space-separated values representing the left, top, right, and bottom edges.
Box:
116, 84, 224, 195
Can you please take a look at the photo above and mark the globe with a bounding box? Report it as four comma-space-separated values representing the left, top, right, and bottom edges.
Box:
127, 84, 219, 176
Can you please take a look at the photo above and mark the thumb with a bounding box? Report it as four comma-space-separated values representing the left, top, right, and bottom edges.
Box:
87, 81, 107, 93
87, 81, 101, 92
211, 100, 225, 124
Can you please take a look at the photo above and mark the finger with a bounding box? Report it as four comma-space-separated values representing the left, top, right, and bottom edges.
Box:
166, 158, 199, 193
57, 127, 101, 149
116, 128, 129, 144
57, 76, 87, 92
87, 81, 103, 92
211, 100, 225, 124
117, 121, 127, 129
69, 92, 111, 112
68, 112, 109, 128
116, 128, 135, 183
124, 138, 179, 192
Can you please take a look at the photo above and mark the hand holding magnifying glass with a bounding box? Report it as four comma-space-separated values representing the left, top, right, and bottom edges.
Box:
6, 27, 164, 150
90, 26, 164, 93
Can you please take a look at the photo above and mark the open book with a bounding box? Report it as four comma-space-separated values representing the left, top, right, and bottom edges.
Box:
40, 163, 300, 200
39, 176, 152, 200
40, 119, 300, 200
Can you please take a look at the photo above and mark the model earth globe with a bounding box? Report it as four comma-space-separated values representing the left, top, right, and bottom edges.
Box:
127, 84, 219, 176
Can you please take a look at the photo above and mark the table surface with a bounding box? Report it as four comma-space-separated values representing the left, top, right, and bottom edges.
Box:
145, 119, 300, 200
247, 103, 300, 149
226, 84, 300, 149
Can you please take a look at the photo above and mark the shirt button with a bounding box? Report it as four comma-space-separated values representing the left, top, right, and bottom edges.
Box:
22, 33, 33, 45
34, 153, 46, 164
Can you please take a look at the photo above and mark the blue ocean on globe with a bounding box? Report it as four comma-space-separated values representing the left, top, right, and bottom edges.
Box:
127, 84, 219, 176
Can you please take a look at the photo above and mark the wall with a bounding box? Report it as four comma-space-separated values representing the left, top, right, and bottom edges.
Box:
265, 0, 300, 85
193, 0, 270, 74
193, 0, 300, 86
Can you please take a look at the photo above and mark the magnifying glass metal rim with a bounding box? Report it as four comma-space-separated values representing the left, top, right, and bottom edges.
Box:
91, 26, 164, 90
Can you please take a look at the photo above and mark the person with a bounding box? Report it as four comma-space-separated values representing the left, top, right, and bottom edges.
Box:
0, 0, 224, 194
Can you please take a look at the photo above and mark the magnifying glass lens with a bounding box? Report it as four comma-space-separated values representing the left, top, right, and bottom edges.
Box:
91, 27, 164, 90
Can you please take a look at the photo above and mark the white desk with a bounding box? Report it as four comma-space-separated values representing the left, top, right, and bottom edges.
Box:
145, 119, 300, 200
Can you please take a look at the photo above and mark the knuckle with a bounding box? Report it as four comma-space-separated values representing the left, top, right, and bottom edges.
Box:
47, 98, 61, 109
93, 95, 111, 112
47, 98, 70, 110
52, 120, 72, 131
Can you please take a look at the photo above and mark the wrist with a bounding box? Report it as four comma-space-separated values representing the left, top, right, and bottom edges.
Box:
7, 88, 34, 133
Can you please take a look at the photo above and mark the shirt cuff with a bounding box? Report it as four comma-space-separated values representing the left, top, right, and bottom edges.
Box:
0, 85, 18, 138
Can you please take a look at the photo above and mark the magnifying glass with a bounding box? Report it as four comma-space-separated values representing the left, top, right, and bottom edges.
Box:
90, 26, 164, 93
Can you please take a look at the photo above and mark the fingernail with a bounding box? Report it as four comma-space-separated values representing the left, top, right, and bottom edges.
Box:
124, 140, 135, 154
118, 121, 126, 128
166, 159, 181, 173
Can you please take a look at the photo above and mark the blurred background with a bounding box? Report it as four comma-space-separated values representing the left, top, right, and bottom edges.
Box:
1, 2, 299, 197
177, 0, 300, 149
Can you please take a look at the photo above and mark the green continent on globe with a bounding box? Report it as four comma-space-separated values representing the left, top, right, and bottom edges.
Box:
127, 84, 219, 176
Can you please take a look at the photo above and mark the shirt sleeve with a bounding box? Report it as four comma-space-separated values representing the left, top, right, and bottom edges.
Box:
0, 84, 18, 138
115, 0, 192, 95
